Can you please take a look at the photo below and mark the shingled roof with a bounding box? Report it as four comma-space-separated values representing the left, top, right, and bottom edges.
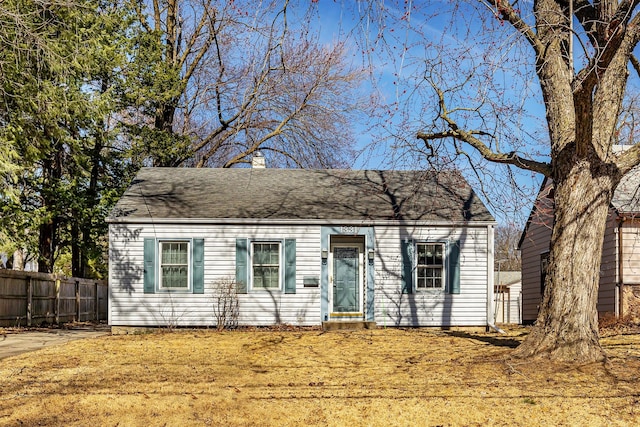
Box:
612, 165, 640, 214
108, 168, 494, 223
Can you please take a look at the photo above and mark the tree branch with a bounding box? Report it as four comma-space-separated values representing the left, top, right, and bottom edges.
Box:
573, 0, 638, 97
630, 54, 640, 77
152, 0, 161, 32
570, 0, 596, 34
418, 83, 551, 177
627, 3, 640, 46
417, 130, 551, 176
132, 0, 152, 33
616, 143, 640, 174
180, 2, 214, 79
483, 0, 543, 56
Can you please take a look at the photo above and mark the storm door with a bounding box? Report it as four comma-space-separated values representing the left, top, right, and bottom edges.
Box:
332, 247, 360, 312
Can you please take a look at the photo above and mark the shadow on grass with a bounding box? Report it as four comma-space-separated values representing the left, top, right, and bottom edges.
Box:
445, 330, 524, 348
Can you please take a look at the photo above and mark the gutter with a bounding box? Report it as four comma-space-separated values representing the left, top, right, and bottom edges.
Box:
486, 224, 505, 334
106, 216, 498, 227
488, 323, 506, 334
617, 216, 624, 318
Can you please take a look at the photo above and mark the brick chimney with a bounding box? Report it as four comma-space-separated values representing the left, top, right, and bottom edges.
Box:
252, 151, 266, 168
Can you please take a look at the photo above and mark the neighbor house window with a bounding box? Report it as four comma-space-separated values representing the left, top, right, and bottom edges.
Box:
159, 241, 190, 289
252, 242, 281, 289
416, 243, 444, 289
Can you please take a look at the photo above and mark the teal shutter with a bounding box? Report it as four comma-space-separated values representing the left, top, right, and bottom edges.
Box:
192, 238, 204, 294
284, 239, 296, 294
401, 239, 413, 294
448, 240, 461, 294
236, 238, 248, 294
143, 238, 156, 294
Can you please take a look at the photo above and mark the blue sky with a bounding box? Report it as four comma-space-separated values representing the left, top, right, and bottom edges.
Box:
302, 1, 548, 225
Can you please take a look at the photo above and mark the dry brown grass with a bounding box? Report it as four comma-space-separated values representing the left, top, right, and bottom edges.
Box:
1, 327, 639, 426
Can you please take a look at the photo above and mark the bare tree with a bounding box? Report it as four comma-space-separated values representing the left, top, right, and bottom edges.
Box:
125, 0, 366, 168
348, 1, 640, 361
400, 1, 640, 362
495, 224, 521, 272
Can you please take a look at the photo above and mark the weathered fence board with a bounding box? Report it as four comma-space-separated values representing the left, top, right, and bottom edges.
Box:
0, 269, 107, 327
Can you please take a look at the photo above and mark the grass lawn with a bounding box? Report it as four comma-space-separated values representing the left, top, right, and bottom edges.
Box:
1, 327, 639, 426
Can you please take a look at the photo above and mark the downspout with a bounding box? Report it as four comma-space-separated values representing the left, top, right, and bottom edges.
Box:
486, 224, 505, 334
617, 217, 624, 319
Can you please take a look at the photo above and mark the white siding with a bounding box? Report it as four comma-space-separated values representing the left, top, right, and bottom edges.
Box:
373, 225, 490, 327
622, 219, 640, 284
620, 219, 640, 320
109, 223, 322, 327
494, 282, 522, 324
109, 222, 492, 327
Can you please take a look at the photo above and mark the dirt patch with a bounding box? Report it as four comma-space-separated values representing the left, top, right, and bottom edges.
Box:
622, 284, 640, 324
0, 321, 110, 335
0, 327, 639, 426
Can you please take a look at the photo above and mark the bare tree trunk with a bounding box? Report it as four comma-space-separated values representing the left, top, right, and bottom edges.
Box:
514, 153, 619, 362
405, 0, 640, 362
155, 104, 176, 134
71, 216, 81, 277
38, 218, 56, 273
38, 138, 63, 274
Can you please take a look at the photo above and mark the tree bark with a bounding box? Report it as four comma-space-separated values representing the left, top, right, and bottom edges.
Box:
37, 219, 55, 273
38, 136, 63, 274
513, 150, 620, 362
71, 216, 81, 277
410, 0, 640, 362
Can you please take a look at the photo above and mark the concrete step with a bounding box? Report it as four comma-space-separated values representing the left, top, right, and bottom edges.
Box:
322, 321, 377, 331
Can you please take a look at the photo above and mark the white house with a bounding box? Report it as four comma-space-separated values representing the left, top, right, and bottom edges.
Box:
107, 166, 496, 329
493, 271, 521, 324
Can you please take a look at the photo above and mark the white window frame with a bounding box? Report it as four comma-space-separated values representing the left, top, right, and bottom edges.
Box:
415, 242, 446, 290
250, 241, 283, 291
158, 239, 191, 291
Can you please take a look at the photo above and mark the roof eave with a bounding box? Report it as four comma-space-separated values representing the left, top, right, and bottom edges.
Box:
614, 210, 640, 219
106, 216, 496, 227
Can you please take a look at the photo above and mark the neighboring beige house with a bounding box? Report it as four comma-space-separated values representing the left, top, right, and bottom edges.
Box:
518, 164, 640, 324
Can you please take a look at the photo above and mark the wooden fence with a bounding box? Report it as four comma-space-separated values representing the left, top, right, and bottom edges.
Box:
0, 269, 108, 327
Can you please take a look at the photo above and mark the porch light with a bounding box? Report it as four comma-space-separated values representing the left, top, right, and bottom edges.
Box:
368, 249, 375, 261
321, 249, 328, 260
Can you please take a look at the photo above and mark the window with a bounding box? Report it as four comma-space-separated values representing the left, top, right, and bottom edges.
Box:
143, 238, 204, 294
236, 238, 296, 294
416, 243, 445, 289
402, 239, 459, 294
159, 241, 190, 289
252, 242, 281, 289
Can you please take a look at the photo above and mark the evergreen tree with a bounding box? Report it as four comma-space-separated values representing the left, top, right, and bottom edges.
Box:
0, 0, 133, 276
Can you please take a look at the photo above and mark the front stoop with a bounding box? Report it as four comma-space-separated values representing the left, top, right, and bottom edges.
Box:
322, 321, 377, 331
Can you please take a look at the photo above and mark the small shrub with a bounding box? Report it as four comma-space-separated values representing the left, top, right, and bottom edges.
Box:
212, 277, 239, 330
599, 312, 622, 330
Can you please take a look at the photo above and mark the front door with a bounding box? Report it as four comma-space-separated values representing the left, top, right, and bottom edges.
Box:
333, 247, 359, 312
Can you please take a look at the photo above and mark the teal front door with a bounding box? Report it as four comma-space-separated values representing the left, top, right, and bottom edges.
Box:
333, 247, 359, 312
